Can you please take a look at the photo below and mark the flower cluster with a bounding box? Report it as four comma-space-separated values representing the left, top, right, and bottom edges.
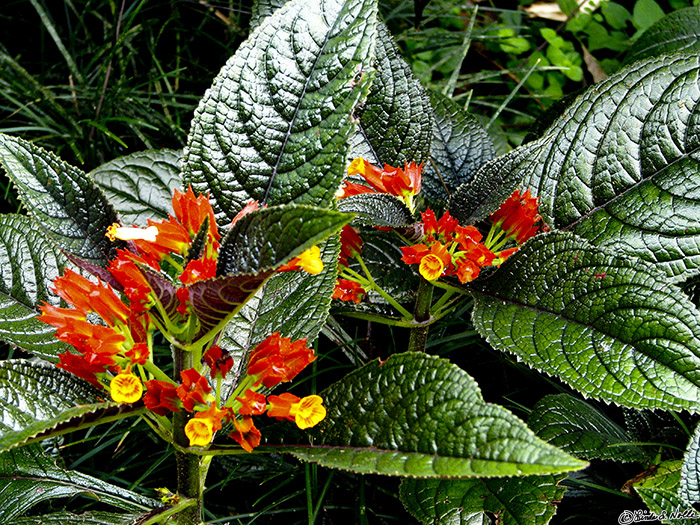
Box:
39, 186, 326, 451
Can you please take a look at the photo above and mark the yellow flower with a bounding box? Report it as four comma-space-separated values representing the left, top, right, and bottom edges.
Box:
297, 246, 323, 275
418, 253, 444, 281
184, 417, 214, 447
110, 372, 143, 403
106, 223, 158, 242
293, 395, 326, 429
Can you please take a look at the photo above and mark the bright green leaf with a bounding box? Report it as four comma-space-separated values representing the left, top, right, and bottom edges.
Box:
632, 460, 699, 524
471, 231, 700, 413
183, 0, 378, 222
633, 0, 666, 30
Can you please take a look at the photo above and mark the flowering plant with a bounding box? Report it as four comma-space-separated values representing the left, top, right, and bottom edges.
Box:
1, 0, 700, 523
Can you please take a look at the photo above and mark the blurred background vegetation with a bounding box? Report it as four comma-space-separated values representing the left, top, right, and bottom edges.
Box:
2, 0, 699, 522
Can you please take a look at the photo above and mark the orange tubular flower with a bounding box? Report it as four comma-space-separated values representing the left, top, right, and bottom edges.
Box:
332, 279, 365, 303
418, 242, 452, 281
185, 417, 214, 447
236, 389, 267, 416
278, 246, 324, 275
247, 333, 315, 388
110, 371, 144, 403
108, 252, 154, 314
126, 342, 149, 366
144, 379, 181, 416
194, 402, 229, 434
203, 345, 234, 380
180, 257, 217, 285
229, 416, 261, 452
491, 189, 548, 244
266, 393, 326, 429
338, 225, 362, 267
176, 368, 212, 411
133, 218, 191, 260
172, 186, 220, 242
342, 158, 423, 210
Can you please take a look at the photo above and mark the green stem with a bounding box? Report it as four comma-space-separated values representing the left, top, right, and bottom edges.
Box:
407, 277, 434, 353
172, 345, 205, 524
356, 254, 413, 319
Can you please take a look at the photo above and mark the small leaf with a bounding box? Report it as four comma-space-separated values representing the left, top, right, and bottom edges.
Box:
338, 193, 415, 227
90, 149, 182, 226
449, 54, 700, 281
422, 92, 494, 204
183, 0, 378, 221
471, 231, 700, 412
216, 205, 352, 276
0, 444, 157, 522
349, 22, 433, 166
400, 474, 567, 525
529, 394, 648, 463
0, 134, 121, 265
0, 359, 142, 452
0, 215, 67, 359
274, 352, 587, 477
632, 460, 699, 524
680, 422, 700, 503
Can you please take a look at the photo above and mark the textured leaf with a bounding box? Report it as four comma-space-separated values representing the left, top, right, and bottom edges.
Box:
0, 444, 156, 522
275, 352, 587, 477
449, 54, 700, 281
0, 214, 67, 359
0, 134, 121, 265
90, 149, 181, 226
422, 92, 494, 204
0, 360, 143, 452
12, 511, 146, 525
349, 22, 433, 166
400, 474, 567, 525
631, 460, 699, 525
528, 394, 647, 463
183, 0, 378, 222
680, 422, 700, 503
338, 193, 415, 227
216, 204, 352, 276
625, 7, 700, 65
250, 0, 287, 30
471, 231, 700, 412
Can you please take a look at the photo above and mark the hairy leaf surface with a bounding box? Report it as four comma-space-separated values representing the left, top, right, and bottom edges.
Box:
0, 134, 120, 265
681, 422, 700, 503
338, 193, 415, 227
528, 394, 647, 463
399, 474, 567, 525
276, 352, 586, 477
625, 7, 700, 65
632, 461, 698, 524
183, 0, 378, 221
450, 54, 700, 281
90, 149, 181, 226
472, 231, 700, 412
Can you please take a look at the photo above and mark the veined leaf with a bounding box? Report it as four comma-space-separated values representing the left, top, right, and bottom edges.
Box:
471, 231, 700, 412
0, 444, 156, 522
0, 214, 67, 359
183, 0, 378, 222
349, 22, 433, 166
624, 7, 700, 65
681, 422, 700, 504
450, 54, 700, 281
90, 149, 181, 226
631, 460, 699, 525
0, 360, 143, 452
273, 352, 587, 477
338, 193, 415, 227
399, 474, 567, 525
0, 134, 121, 265
250, 0, 287, 30
11, 511, 146, 524
528, 394, 648, 463
422, 92, 494, 204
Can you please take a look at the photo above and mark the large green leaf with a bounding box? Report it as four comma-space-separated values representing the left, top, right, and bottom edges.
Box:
90, 149, 181, 226
422, 92, 494, 204
631, 460, 699, 525
12, 512, 146, 524
449, 54, 700, 281
182, 0, 378, 222
0, 360, 143, 452
348, 22, 433, 166
0, 214, 67, 359
250, 0, 287, 30
273, 352, 587, 477
399, 474, 567, 525
625, 7, 700, 65
338, 193, 415, 227
0, 134, 121, 265
528, 394, 648, 463
471, 231, 700, 413
680, 422, 700, 504
0, 444, 156, 523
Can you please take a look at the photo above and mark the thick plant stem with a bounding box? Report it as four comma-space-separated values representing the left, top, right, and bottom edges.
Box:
407, 278, 433, 353
172, 346, 204, 525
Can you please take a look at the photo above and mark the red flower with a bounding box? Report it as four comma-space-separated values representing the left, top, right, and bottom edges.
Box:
337, 180, 378, 198
345, 157, 422, 198
108, 251, 154, 313
176, 287, 190, 316
144, 380, 181, 416
247, 333, 315, 388
229, 416, 261, 453
230, 199, 261, 226
133, 217, 191, 260
338, 225, 362, 267
56, 351, 105, 388
490, 189, 547, 244
126, 342, 149, 366
236, 389, 267, 416
194, 401, 229, 433
422, 209, 459, 242
176, 368, 212, 411
266, 393, 326, 429
180, 257, 217, 285
172, 186, 220, 242
401, 242, 452, 281
203, 345, 234, 380
332, 279, 365, 303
